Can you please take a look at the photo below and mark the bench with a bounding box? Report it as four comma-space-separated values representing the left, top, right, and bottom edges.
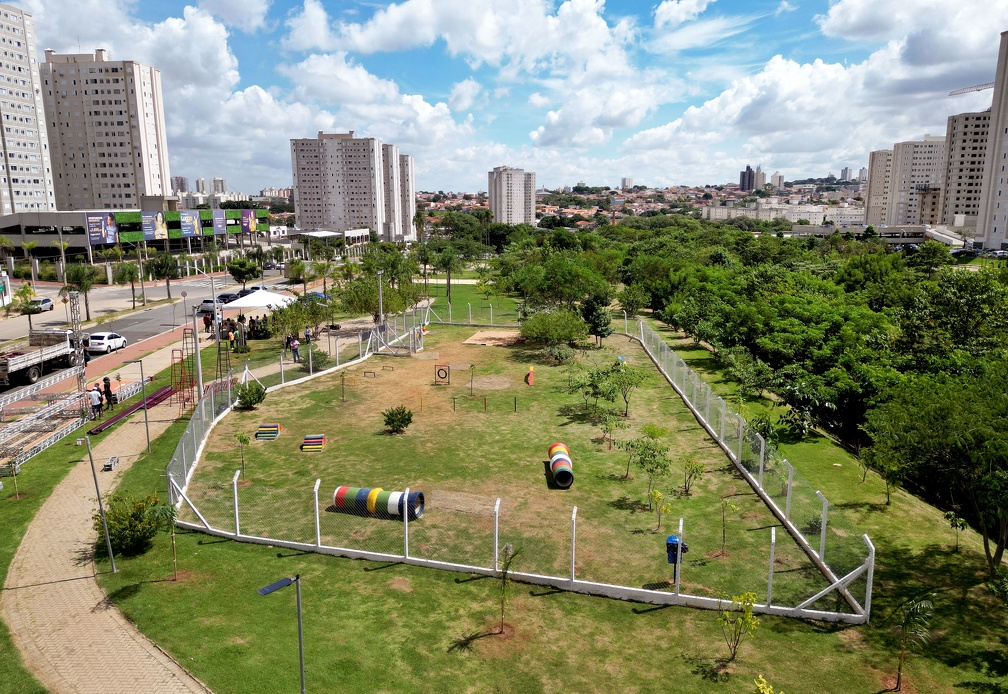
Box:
102, 456, 119, 472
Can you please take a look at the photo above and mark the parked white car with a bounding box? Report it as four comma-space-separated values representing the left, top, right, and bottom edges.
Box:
86, 332, 127, 354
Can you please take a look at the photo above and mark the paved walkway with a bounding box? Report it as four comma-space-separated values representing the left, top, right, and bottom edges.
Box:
1, 329, 212, 693
0, 315, 376, 692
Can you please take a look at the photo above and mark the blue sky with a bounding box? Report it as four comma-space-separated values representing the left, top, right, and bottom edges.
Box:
19, 0, 1005, 193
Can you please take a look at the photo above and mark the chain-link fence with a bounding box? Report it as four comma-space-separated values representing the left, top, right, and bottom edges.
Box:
166, 316, 874, 624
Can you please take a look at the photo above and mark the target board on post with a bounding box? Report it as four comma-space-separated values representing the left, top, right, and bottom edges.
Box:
434, 364, 451, 385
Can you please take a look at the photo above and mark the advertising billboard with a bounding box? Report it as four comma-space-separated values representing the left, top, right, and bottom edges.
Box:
180, 209, 200, 237
86, 212, 118, 246
141, 211, 169, 241
213, 209, 226, 235
241, 209, 256, 235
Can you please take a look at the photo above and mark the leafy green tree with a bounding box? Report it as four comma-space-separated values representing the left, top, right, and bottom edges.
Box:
630, 437, 670, 507
650, 488, 673, 531
610, 363, 647, 416
519, 309, 588, 346
6, 282, 38, 329
720, 592, 759, 662
147, 252, 180, 300
235, 381, 267, 410
581, 293, 613, 346
235, 432, 250, 477
682, 455, 703, 495
113, 261, 140, 309
61, 262, 100, 321
383, 405, 413, 434
288, 258, 313, 294
906, 240, 953, 279
600, 411, 628, 450
93, 492, 172, 557
945, 511, 967, 552
617, 283, 649, 317
227, 257, 261, 289
434, 248, 460, 304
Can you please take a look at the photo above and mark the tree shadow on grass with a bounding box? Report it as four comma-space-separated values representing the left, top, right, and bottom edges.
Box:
448, 630, 497, 653
609, 495, 645, 513
556, 403, 594, 426
682, 654, 732, 684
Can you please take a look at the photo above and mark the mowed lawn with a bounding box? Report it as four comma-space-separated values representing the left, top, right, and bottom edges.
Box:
93, 323, 1008, 693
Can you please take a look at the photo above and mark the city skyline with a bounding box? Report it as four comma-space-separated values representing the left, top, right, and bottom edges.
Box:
18, 0, 1007, 194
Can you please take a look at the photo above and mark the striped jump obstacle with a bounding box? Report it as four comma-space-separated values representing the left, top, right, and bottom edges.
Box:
548, 441, 574, 489
255, 423, 282, 441
301, 434, 327, 452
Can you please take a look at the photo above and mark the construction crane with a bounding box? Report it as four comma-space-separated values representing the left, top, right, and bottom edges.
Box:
949, 82, 995, 96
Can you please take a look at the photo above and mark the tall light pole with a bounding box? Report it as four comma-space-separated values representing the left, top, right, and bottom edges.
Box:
78, 436, 116, 573
258, 574, 305, 694
124, 359, 150, 453
376, 269, 384, 334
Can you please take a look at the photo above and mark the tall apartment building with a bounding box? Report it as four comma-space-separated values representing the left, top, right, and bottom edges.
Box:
290, 131, 416, 242
620, 177, 633, 190
865, 150, 893, 226
171, 175, 188, 193
487, 166, 535, 225
941, 110, 989, 228
0, 3, 56, 213
41, 49, 170, 210
866, 136, 946, 226
398, 151, 416, 240
840, 167, 852, 181
739, 165, 755, 192
195, 177, 206, 194
211, 176, 226, 194
978, 31, 1008, 249
770, 171, 784, 190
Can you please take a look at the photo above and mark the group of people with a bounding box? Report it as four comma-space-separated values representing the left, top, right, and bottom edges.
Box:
202, 313, 273, 342
88, 377, 115, 420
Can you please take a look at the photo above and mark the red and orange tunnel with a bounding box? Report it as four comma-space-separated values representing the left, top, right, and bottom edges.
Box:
332, 486, 425, 520
548, 442, 574, 489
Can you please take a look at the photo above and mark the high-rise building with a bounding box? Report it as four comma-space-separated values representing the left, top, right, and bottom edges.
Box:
290, 131, 416, 242
739, 165, 755, 192
488, 166, 536, 225
770, 172, 784, 190
398, 153, 416, 241
858, 167, 868, 182
978, 31, 1008, 249
171, 176, 188, 193
211, 176, 227, 194
41, 49, 170, 210
841, 167, 852, 182
196, 177, 206, 194
866, 136, 946, 226
941, 110, 989, 228
620, 177, 633, 190
865, 150, 893, 226
0, 3, 55, 213
754, 165, 766, 190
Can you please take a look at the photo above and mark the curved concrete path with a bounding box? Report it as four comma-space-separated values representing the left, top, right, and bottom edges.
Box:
1, 332, 211, 693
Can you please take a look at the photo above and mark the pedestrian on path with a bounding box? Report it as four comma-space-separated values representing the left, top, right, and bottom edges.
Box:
89, 384, 103, 420
291, 337, 301, 362
304, 326, 311, 344
203, 314, 211, 333
228, 329, 235, 350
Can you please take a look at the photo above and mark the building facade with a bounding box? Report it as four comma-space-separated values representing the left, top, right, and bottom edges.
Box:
290, 131, 416, 242
40, 49, 170, 210
0, 3, 55, 213
739, 165, 755, 192
488, 166, 536, 225
941, 110, 989, 228
865, 150, 893, 226
978, 31, 1008, 249
171, 175, 188, 193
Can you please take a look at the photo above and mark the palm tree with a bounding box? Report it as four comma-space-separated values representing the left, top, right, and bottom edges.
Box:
0, 235, 12, 263
61, 263, 100, 321
50, 240, 69, 269
5, 283, 38, 329
895, 594, 934, 691
113, 261, 140, 309
311, 260, 333, 296
434, 248, 460, 304
22, 240, 38, 261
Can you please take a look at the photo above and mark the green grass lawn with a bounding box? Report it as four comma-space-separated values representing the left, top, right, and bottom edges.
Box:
422, 281, 522, 325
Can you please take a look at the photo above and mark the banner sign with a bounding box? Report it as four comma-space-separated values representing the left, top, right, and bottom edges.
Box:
86, 212, 118, 246
180, 209, 200, 237
213, 209, 226, 235
241, 209, 255, 235
141, 211, 169, 241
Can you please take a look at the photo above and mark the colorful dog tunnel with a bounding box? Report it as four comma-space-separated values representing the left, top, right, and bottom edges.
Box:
332, 486, 425, 520
548, 442, 574, 489
302, 434, 326, 451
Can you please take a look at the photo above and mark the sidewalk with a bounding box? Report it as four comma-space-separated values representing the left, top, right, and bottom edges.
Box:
0, 329, 212, 693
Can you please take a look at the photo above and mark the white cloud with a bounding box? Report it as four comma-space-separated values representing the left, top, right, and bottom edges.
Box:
654, 0, 714, 30
279, 53, 400, 104
775, 1, 796, 15
649, 16, 757, 53
199, 0, 271, 32
281, 0, 337, 51
528, 92, 551, 108
449, 78, 482, 112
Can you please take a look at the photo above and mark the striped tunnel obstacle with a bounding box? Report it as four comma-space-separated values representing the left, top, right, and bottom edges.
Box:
548, 442, 574, 489
301, 434, 327, 452
255, 423, 281, 441
332, 486, 425, 521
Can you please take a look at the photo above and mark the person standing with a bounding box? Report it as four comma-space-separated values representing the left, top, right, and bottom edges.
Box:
102, 376, 115, 412
203, 313, 212, 333
89, 384, 103, 420
304, 326, 312, 344
291, 337, 301, 362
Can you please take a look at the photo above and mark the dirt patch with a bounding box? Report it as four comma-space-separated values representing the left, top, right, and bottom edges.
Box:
387, 577, 412, 592
462, 330, 522, 346
430, 489, 512, 516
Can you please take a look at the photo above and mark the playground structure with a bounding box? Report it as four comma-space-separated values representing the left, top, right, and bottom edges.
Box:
255, 423, 281, 441
332, 486, 425, 521
548, 442, 573, 489
170, 328, 198, 416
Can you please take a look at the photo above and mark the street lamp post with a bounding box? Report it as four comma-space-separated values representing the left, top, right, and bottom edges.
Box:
78, 436, 117, 573
124, 359, 150, 453
258, 574, 305, 694
376, 269, 384, 335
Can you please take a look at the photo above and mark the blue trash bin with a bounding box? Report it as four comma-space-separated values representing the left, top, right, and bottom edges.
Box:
666, 535, 689, 564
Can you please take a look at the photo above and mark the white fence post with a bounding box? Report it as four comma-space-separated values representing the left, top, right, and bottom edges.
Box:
623, 309, 627, 334
570, 506, 578, 588
757, 435, 766, 488
767, 526, 776, 606
785, 462, 794, 519
314, 479, 322, 547
232, 470, 241, 537
817, 490, 828, 561
403, 486, 410, 559
448, 303, 452, 323
493, 498, 501, 571
279, 353, 285, 384
468, 303, 472, 324
736, 416, 744, 463
674, 517, 684, 595
863, 535, 876, 620
358, 332, 363, 360
489, 304, 493, 325
308, 346, 313, 375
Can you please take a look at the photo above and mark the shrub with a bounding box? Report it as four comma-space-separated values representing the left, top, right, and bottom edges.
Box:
233, 344, 251, 354
300, 345, 329, 372
93, 492, 169, 557
234, 381, 266, 410
989, 567, 1008, 604
383, 405, 413, 434
542, 344, 575, 364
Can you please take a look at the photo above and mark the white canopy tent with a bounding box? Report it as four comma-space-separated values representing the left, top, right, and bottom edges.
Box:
224, 289, 296, 310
